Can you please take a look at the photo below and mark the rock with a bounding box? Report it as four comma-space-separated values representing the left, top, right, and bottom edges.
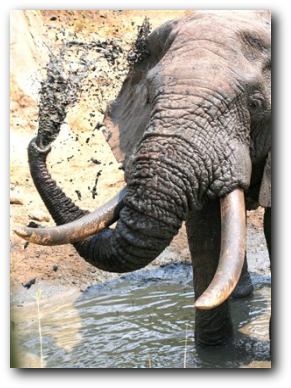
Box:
27, 221, 40, 228
10, 197, 23, 205
22, 278, 36, 289
28, 210, 50, 222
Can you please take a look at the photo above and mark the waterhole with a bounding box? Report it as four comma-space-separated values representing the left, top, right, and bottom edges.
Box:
11, 263, 271, 368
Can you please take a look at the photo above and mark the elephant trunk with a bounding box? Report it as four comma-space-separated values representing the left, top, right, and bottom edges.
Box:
15, 128, 248, 286
14, 137, 184, 273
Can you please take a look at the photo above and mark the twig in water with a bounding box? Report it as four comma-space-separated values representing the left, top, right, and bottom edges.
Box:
35, 289, 45, 368
183, 324, 190, 368
148, 353, 152, 368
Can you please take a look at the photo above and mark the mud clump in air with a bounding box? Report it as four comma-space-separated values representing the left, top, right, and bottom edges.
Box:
127, 17, 152, 66
37, 42, 96, 148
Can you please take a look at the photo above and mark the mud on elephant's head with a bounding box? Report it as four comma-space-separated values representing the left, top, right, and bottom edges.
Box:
104, 10, 271, 207
15, 11, 271, 344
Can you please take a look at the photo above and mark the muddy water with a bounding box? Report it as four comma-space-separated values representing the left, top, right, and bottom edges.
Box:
11, 263, 271, 368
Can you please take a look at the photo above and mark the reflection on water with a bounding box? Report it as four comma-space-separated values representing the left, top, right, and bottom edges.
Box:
11, 263, 271, 368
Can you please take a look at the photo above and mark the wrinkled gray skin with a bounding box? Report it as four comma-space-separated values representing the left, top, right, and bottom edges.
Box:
28, 11, 271, 346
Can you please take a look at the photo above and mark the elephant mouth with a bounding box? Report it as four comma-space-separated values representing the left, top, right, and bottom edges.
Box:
14, 187, 246, 310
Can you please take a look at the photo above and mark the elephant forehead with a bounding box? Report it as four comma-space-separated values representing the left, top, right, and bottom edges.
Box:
143, 12, 270, 100
178, 10, 271, 43
159, 11, 270, 69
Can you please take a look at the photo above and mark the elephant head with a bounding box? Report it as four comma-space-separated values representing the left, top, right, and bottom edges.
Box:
15, 11, 271, 346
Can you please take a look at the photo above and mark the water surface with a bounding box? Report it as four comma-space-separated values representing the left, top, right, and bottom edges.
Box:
11, 263, 271, 368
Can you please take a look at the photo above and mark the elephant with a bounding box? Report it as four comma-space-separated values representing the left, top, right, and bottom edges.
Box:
14, 10, 271, 347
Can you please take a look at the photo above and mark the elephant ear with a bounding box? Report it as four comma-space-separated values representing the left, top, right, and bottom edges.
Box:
259, 150, 271, 207
103, 18, 179, 165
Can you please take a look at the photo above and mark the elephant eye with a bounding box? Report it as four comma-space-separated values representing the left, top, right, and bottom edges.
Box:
248, 92, 265, 113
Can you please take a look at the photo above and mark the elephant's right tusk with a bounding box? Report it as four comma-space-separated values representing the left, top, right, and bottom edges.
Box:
14, 187, 127, 246
194, 188, 246, 310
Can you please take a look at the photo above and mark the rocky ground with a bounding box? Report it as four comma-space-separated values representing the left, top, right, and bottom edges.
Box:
10, 10, 270, 302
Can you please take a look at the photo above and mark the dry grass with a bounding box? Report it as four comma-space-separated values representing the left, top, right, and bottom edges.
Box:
35, 289, 45, 368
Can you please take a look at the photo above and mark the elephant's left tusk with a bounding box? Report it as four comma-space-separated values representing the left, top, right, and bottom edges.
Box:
194, 188, 246, 310
14, 187, 127, 246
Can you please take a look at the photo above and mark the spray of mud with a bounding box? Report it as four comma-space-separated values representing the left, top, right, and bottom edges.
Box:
36, 17, 151, 149
37, 40, 120, 148
127, 17, 152, 66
